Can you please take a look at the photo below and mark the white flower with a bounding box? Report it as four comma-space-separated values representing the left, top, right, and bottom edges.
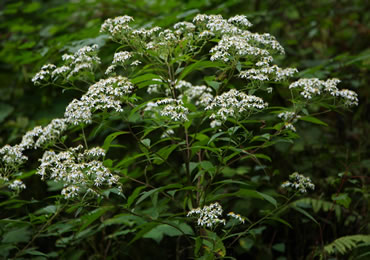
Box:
33, 45, 100, 85
281, 172, 315, 193
112, 51, 132, 64
32, 64, 56, 85
8, 179, 26, 191
0, 145, 27, 166
228, 15, 252, 28
37, 146, 119, 199
199, 30, 214, 38
338, 89, 359, 106
175, 80, 214, 106
187, 202, 226, 228
161, 129, 175, 138
206, 89, 267, 124
145, 98, 189, 122
64, 76, 134, 125
131, 60, 141, 66
61, 185, 80, 199
173, 21, 196, 35
100, 16, 134, 39
278, 111, 300, 122
210, 34, 271, 62
105, 65, 116, 75
34, 118, 69, 148
289, 78, 358, 106
239, 65, 297, 82
51, 66, 70, 78
227, 212, 245, 223
210, 120, 222, 128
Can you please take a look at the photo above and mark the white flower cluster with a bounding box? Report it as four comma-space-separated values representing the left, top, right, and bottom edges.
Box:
105, 51, 134, 75
131, 27, 161, 39
210, 35, 270, 62
227, 15, 253, 29
176, 80, 214, 106
173, 21, 196, 35
187, 202, 226, 228
31, 64, 56, 85
0, 145, 28, 166
0, 119, 69, 173
193, 14, 242, 35
192, 14, 284, 63
22, 119, 69, 149
240, 65, 298, 82
147, 78, 164, 94
241, 31, 285, 55
37, 145, 120, 199
161, 129, 175, 138
62, 44, 101, 78
32, 45, 100, 85
205, 89, 268, 127
281, 172, 315, 193
145, 98, 189, 122
227, 212, 246, 223
278, 111, 301, 132
105, 51, 133, 75
100, 15, 134, 38
8, 179, 26, 191
65, 76, 134, 125
289, 78, 358, 106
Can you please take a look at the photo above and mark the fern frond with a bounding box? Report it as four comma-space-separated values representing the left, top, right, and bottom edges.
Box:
324, 234, 370, 255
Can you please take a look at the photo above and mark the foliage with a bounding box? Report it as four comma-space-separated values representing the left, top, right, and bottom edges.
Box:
323, 235, 370, 257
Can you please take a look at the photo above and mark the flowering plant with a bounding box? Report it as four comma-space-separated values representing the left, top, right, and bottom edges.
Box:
0, 13, 358, 259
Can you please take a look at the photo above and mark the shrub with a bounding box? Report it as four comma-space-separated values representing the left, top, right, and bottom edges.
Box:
0, 13, 361, 259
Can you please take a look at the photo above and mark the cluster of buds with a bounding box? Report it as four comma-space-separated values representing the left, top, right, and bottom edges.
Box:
281, 172, 315, 193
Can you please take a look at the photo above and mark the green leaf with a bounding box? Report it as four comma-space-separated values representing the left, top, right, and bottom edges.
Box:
268, 216, 292, 229
0, 103, 14, 123
127, 186, 146, 208
153, 144, 178, 164
79, 206, 112, 231
131, 73, 160, 84
141, 138, 151, 148
291, 206, 319, 224
2, 227, 31, 243
20, 248, 48, 257
102, 131, 129, 152
136, 184, 182, 206
35, 205, 58, 215
332, 193, 352, 208
257, 191, 277, 207
236, 189, 277, 207
194, 236, 202, 256
143, 223, 188, 243
253, 153, 272, 162
299, 116, 328, 126
179, 60, 224, 80
272, 243, 285, 253
129, 222, 159, 245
